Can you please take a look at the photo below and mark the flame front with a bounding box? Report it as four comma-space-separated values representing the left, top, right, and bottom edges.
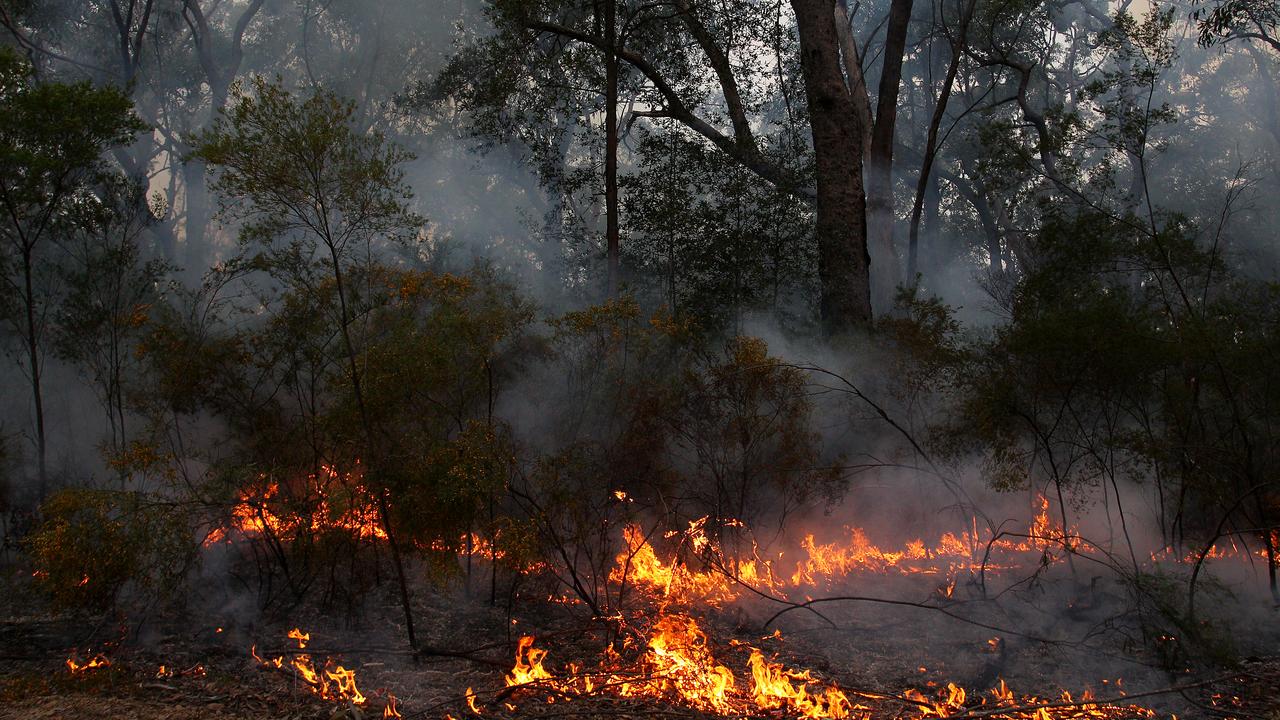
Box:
636, 614, 736, 713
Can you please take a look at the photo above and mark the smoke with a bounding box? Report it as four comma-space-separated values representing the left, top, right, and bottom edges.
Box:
1, 4, 1278, 706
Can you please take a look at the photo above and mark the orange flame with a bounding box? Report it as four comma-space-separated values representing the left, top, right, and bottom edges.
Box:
748, 649, 852, 719
252, 629, 366, 706
465, 687, 483, 714
65, 654, 110, 674
505, 636, 553, 686
288, 627, 310, 649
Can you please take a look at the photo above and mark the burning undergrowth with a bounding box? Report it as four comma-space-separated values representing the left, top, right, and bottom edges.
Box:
7, 491, 1279, 720
8, 310, 1279, 720
43, 491, 1254, 720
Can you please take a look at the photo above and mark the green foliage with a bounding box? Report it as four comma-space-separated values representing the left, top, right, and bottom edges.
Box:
0, 49, 146, 213
54, 176, 172, 454
1130, 569, 1238, 669
1193, 0, 1280, 48
881, 290, 967, 403
27, 488, 192, 610
0, 47, 148, 485
194, 75, 423, 266
677, 335, 842, 529
622, 129, 817, 328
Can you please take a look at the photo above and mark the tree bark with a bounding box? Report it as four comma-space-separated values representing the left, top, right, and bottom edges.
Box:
604, 0, 619, 297
184, 159, 210, 270
792, 0, 872, 332
833, 2, 873, 150
907, 0, 974, 281
21, 243, 47, 495
525, 3, 877, 330
865, 0, 914, 312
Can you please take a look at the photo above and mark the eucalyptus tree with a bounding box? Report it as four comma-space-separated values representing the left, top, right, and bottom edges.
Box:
0, 48, 146, 495
436, 0, 939, 333
1194, 0, 1280, 53
195, 77, 425, 649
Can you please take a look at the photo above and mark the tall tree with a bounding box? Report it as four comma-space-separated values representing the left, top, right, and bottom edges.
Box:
906, 0, 976, 280
0, 48, 145, 495
179, 0, 267, 271
856, 0, 915, 309
446, 0, 890, 331
793, 0, 873, 329
195, 77, 425, 649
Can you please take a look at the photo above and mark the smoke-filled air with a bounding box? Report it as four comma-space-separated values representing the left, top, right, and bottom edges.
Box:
1, 1, 1278, 719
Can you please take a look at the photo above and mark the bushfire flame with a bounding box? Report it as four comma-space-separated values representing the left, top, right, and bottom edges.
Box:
250, 628, 368, 707
65, 654, 110, 675
497, 617, 1155, 720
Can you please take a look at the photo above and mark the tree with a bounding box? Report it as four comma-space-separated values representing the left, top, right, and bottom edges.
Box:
195, 76, 425, 648
54, 176, 171, 458
178, 0, 268, 270
0, 47, 146, 495
1194, 0, 1280, 53
439, 0, 909, 332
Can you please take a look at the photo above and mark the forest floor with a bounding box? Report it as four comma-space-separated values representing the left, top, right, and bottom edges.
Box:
2, 570, 1278, 720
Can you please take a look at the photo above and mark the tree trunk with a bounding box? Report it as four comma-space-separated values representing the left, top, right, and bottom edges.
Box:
21, 244, 47, 496
907, 0, 972, 281
604, 0, 620, 297
328, 248, 417, 652
865, 0, 914, 312
184, 159, 211, 272
792, 0, 872, 333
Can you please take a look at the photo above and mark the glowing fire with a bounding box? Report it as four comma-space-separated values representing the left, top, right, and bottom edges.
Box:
204, 463, 387, 547
505, 636, 553, 687
65, 654, 110, 674
635, 614, 737, 713
203, 488, 1261, 720
747, 648, 853, 718
494, 616, 1154, 720
288, 627, 310, 648
613, 493, 1188, 609
251, 628, 367, 706
500, 617, 853, 719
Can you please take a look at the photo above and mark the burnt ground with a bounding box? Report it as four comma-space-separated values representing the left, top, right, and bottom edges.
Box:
2, 566, 1278, 720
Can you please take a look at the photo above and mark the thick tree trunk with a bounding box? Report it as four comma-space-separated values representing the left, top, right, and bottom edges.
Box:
792, 0, 872, 333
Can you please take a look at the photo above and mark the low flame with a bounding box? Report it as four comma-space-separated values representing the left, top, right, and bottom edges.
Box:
288, 627, 310, 649
500, 617, 855, 719
465, 686, 483, 714
747, 648, 853, 719
65, 654, 110, 674
251, 629, 366, 706
505, 636, 553, 687
204, 463, 388, 548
